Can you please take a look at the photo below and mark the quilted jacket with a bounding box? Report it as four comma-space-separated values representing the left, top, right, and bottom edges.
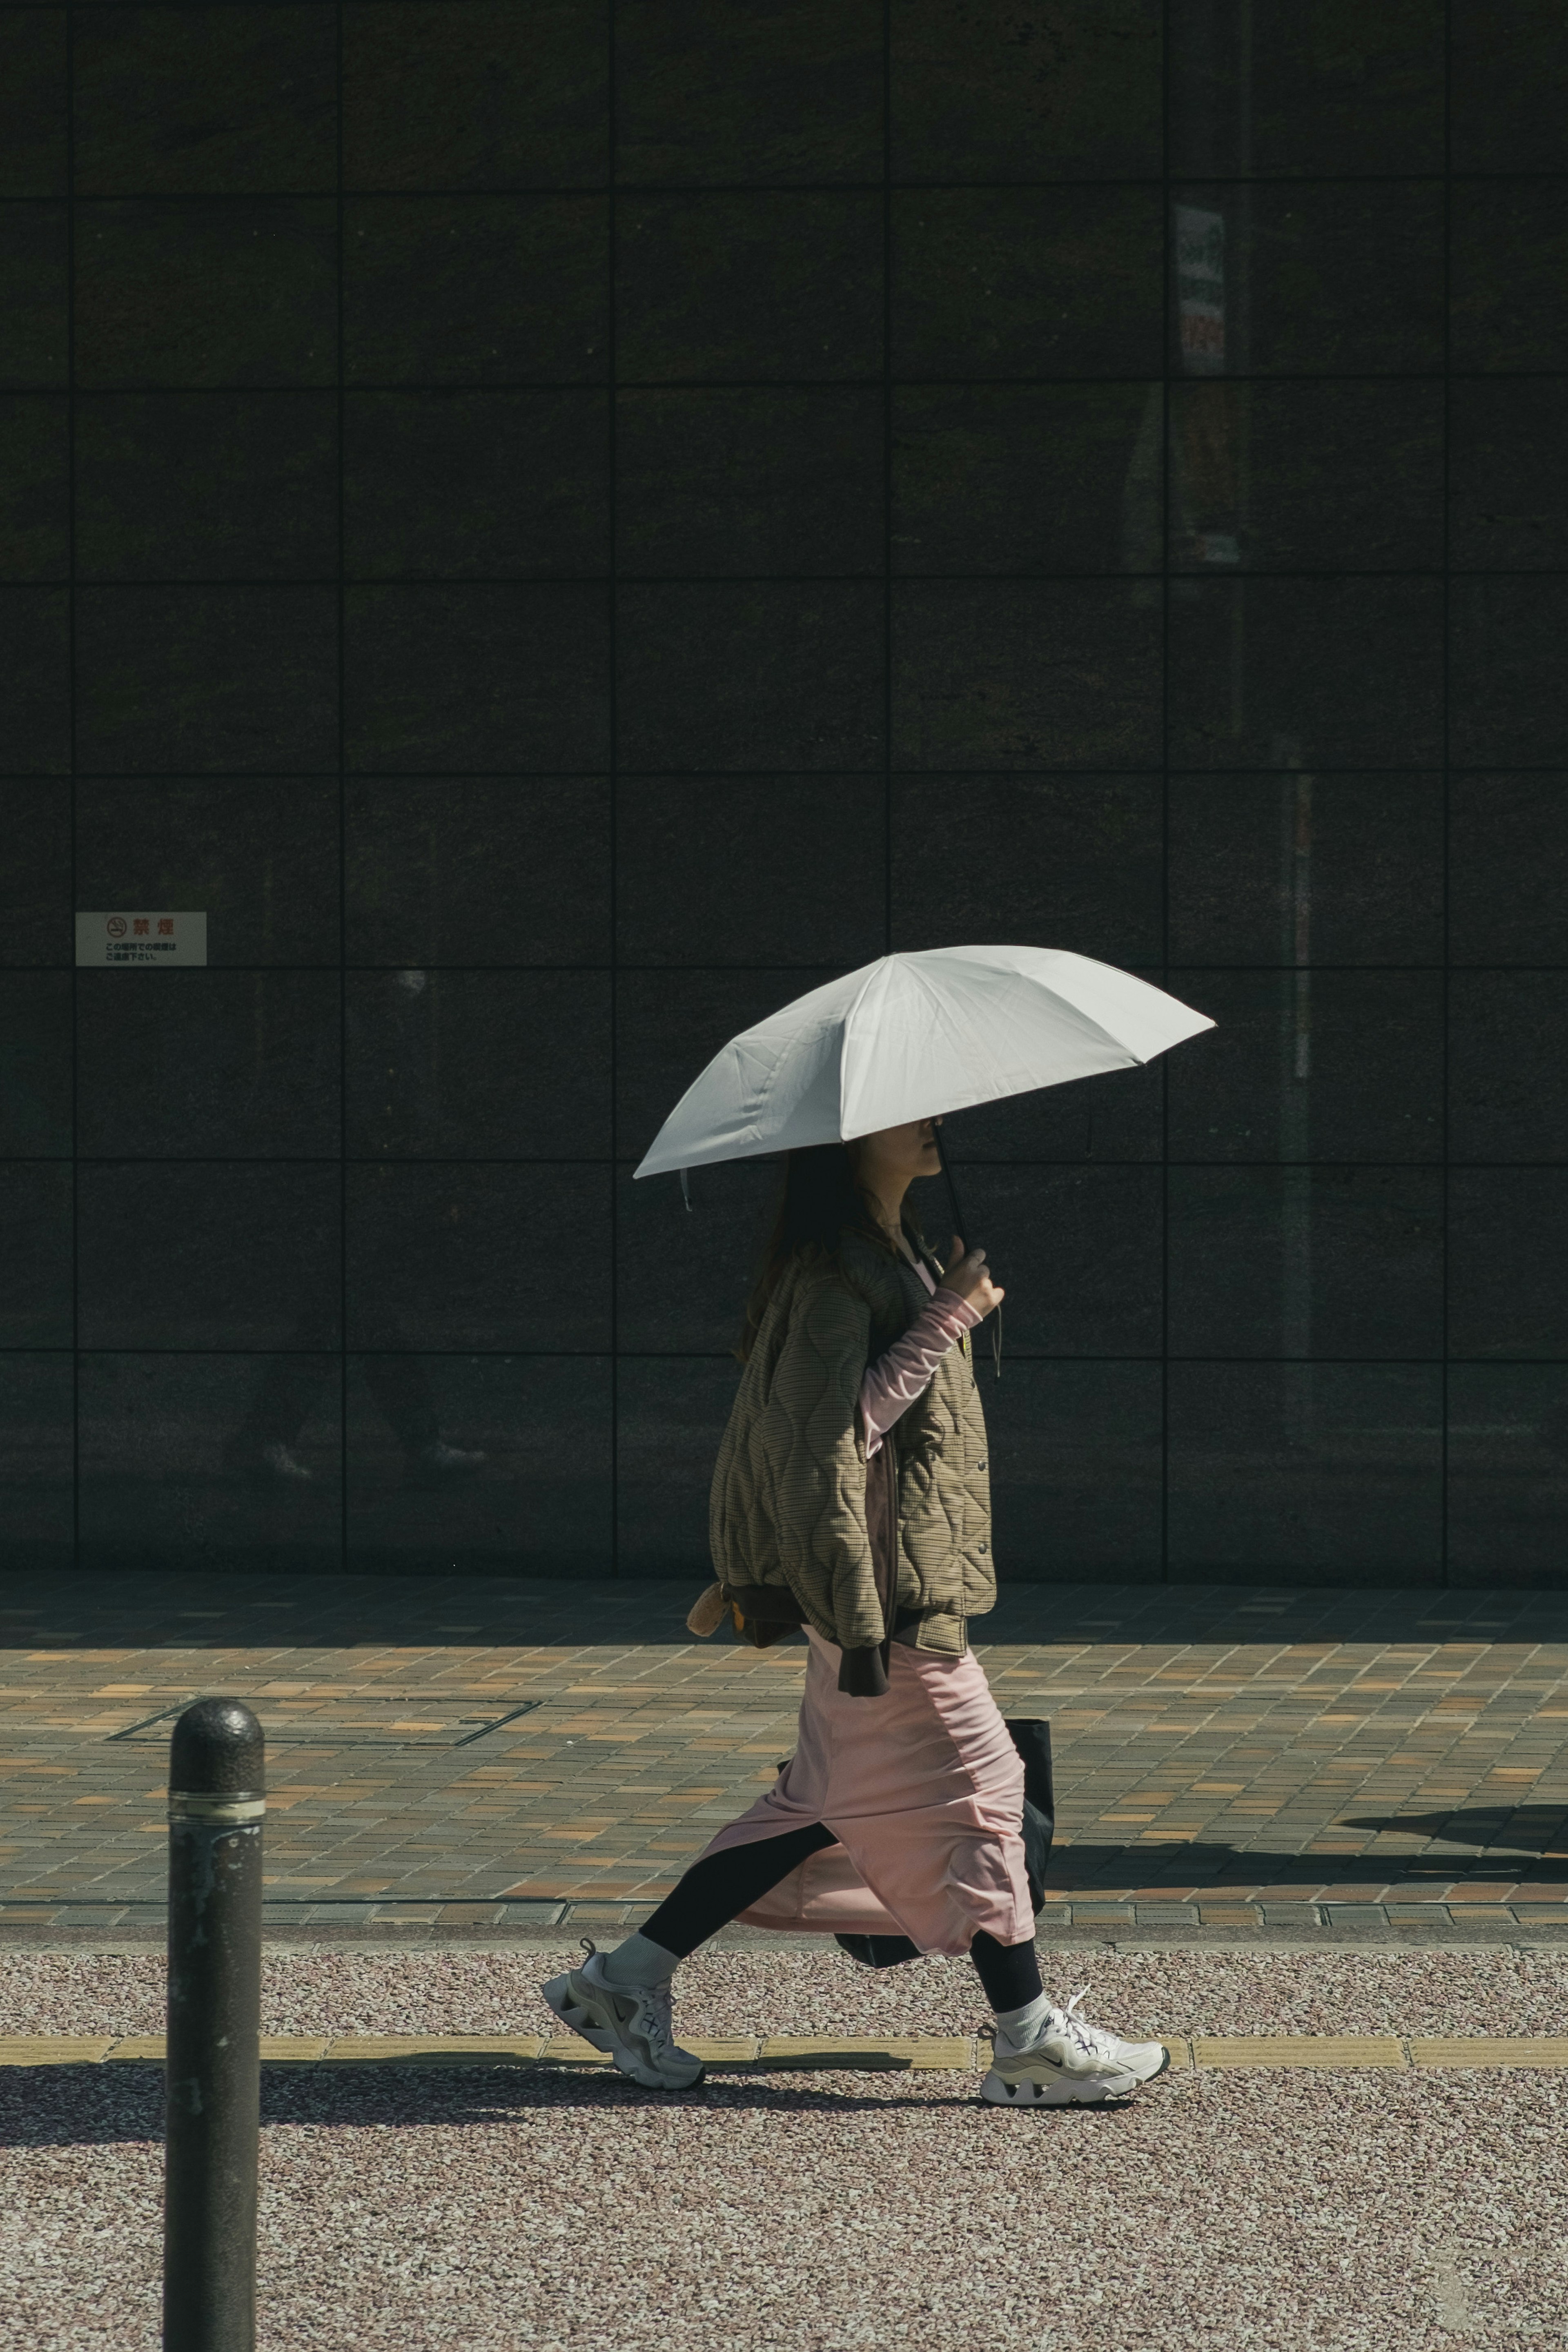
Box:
708, 1232, 995, 1657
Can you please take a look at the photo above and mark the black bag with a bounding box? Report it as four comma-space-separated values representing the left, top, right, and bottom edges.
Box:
834, 1718, 1055, 1969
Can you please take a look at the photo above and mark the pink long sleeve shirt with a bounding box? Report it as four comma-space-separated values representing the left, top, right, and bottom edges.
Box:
858, 1256, 981, 1459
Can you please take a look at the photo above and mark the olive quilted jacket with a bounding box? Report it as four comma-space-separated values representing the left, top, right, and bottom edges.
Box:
708, 1234, 995, 1656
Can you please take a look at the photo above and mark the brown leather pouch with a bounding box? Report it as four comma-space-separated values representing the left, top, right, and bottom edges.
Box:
731, 1601, 794, 1650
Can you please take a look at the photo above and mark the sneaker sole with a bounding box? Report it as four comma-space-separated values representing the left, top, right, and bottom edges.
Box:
978, 2065, 1139, 2108
611, 2046, 706, 2093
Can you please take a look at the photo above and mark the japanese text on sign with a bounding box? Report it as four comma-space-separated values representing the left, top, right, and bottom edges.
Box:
76, 913, 208, 967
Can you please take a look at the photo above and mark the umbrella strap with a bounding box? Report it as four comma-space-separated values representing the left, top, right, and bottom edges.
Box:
991, 1301, 1002, 1381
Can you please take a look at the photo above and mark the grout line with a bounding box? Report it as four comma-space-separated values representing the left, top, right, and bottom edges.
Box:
18, 961, 1568, 978
33, 763, 1559, 779
50, 370, 1536, 396
66, 0, 79, 1570
335, 0, 348, 1562
54, 172, 1557, 200
11, 967, 1545, 985
606, 0, 620, 1580
32, 1348, 1568, 1366
1439, 0, 1452, 1590
49, 566, 1522, 586
881, 0, 892, 957
1159, 0, 1171, 1588
32, 1152, 1554, 1169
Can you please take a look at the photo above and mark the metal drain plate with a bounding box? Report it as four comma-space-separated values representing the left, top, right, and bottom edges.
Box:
109, 1698, 543, 1748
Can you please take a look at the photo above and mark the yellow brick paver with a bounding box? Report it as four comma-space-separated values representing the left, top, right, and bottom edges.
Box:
101, 2036, 334, 2062
1410, 2037, 1568, 2067
1193, 2035, 1407, 2068
532, 2032, 612, 2065
0, 2036, 115, 2065
757, 2035, 973, 2069
7, 2033, 1568, 2072
325, 2036, 547, 2063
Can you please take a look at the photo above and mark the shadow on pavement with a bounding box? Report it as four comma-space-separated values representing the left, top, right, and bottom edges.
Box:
0, 2063, 1004, 2149
1339, 1806, 1568, 1857
1045, 1814, 1568, 1891
3, 1570, 1567, 1653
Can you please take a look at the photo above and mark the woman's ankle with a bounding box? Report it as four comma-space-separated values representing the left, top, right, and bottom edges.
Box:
992, 1991, 1053, 2054
597, 1931, 681, 1990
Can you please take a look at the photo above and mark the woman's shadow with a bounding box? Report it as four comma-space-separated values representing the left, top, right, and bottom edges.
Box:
1339, 1804, 1568, 1857
0, 2061, 1025, 2150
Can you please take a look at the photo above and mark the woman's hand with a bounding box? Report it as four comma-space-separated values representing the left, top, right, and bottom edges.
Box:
937, 1236, 1005, 1318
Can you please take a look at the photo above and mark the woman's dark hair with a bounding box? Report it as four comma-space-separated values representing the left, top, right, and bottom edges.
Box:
738, 1141, 922, 1360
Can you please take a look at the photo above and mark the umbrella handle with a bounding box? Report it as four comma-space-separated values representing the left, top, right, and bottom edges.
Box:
934, 1124, 1001, 1379
933, 1122, 967, 1254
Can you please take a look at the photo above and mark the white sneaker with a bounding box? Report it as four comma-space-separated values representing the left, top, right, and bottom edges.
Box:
1050, 1987, 1171, 2086
980, 1996, 1159, 2109
540, 1943, 705, 2092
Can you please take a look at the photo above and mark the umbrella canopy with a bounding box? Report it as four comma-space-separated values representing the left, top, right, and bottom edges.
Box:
633, 945, 1214, 1180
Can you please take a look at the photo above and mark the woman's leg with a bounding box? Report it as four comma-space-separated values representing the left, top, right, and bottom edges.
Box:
541, 1824, 839, 2092
970, 1928, 1043, 2012
597, 1822, 838, 1988
969, 1927, 1050, 2049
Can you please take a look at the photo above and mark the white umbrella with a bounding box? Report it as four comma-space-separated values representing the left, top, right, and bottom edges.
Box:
633, 945, 1214, 1185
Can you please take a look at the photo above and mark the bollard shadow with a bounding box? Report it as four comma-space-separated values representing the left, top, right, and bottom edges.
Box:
0, 2065, 164, 2148
0, 2059, 1010, 2149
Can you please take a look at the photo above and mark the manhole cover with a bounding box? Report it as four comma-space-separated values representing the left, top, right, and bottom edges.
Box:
108, 1699, 543, 1748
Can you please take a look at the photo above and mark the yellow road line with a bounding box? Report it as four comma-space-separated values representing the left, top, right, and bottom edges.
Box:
1410, 2036, 1568, 2068
2, 2033, 1568, 2071
1193, 2036, 1406, 2068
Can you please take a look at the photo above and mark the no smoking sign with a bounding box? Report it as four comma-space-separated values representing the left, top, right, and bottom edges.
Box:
76, 913, 208, 966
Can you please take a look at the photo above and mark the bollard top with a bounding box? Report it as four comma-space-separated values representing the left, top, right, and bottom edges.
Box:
169, 1697, 265, 1795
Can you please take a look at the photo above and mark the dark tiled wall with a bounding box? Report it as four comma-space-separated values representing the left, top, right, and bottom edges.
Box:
4, 1, 1566, 1588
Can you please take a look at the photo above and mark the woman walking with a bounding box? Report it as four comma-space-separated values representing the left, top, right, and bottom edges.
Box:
543, 1117, 1167, 2107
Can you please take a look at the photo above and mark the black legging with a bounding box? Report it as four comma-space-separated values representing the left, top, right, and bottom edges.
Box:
640, 1821, 1043, 2013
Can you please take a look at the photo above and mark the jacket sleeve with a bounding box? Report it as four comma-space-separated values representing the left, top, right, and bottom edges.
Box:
861, 1287, 981, 1457
761, 1272, 886, 1653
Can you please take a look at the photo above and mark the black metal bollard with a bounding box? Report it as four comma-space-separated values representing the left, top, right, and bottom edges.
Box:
163, 1698, 265, 2352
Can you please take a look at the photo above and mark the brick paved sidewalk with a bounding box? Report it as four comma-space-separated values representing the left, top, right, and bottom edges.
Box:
2, 1570, 1567, 1943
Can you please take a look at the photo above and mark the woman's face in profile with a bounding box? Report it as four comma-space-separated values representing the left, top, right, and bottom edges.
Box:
856, 1118, 942, 1184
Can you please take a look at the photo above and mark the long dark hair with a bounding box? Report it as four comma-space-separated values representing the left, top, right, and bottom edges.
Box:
738, 1141, 922, 1361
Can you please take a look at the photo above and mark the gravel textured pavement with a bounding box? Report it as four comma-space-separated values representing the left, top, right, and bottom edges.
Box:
3, 1940, 1568, 2039
4, 1946, 1568, 2350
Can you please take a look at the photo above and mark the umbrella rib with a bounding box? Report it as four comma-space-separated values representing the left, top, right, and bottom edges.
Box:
732, 962, 884, 1147
905, 964, 1012, 1100
835, 958, 895, 1136
909, 958, 1141, 1068
846, 960, 1141, 1136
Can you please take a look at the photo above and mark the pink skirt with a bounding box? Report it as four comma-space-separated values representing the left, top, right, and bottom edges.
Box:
699, 1630, 1033, 1957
